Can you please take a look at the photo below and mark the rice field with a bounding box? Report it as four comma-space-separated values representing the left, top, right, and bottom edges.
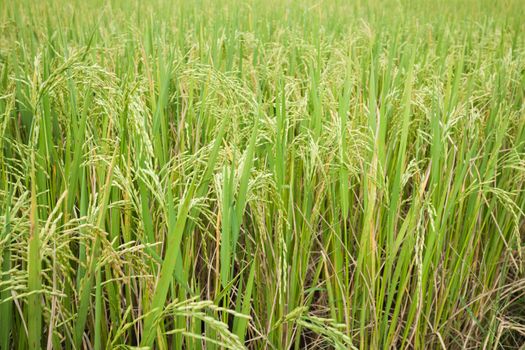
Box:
0, 0, 524, 349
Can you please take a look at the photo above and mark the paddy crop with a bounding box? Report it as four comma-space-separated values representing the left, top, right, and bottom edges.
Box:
0, 0, 524, 348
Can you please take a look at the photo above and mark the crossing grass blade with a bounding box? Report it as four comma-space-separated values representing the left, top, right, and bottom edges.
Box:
140, 182, 195, 348
28, 151, 42, 350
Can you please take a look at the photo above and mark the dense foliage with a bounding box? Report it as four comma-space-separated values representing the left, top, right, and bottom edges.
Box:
0, 0, 524, 348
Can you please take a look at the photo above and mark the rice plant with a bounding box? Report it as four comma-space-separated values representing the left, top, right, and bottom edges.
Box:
0, 0, 524, 348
